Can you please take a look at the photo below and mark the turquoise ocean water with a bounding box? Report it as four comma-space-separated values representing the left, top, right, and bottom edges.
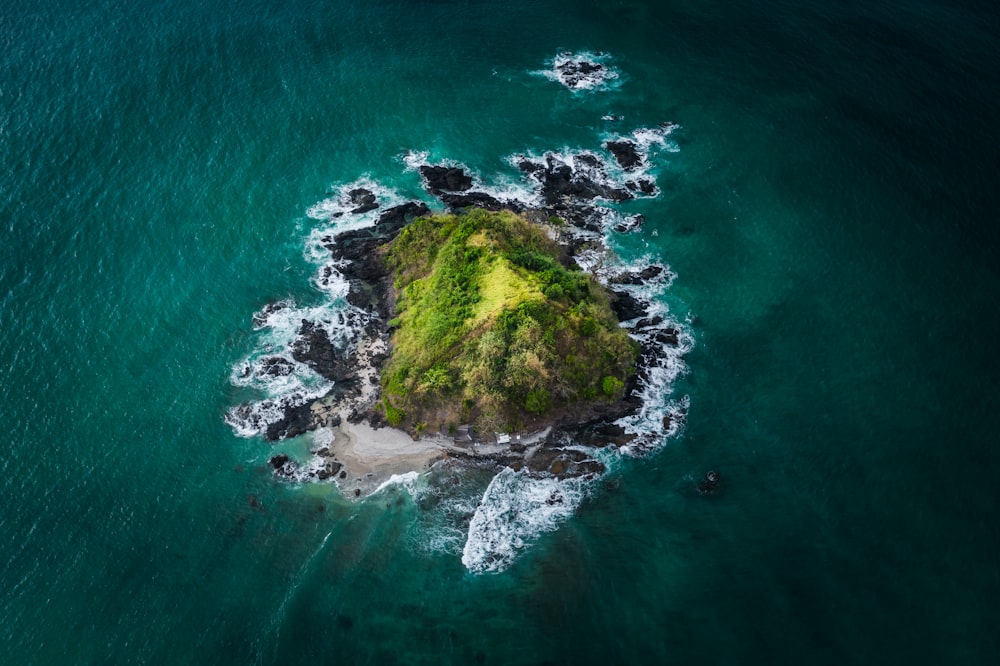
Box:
2, 0, 998, 663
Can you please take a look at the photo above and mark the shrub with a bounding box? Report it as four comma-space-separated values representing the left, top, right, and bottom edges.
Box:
602, 375, 625, 397
384, 399, 406, 426
525, 388, 551, 415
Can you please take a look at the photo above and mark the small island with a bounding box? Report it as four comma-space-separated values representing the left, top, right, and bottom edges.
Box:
230, 138, 685, 497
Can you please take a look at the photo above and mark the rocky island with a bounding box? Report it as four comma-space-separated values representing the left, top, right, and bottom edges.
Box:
228, 131, 686, 497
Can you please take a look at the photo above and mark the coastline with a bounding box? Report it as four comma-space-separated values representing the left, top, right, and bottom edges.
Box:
326, 416, 447, 496
238, 130, 691, 501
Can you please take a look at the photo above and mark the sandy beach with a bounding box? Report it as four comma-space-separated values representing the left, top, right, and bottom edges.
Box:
325, 417, 449, 496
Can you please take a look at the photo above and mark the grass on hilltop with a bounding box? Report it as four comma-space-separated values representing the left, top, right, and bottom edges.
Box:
379, 208, 637, 434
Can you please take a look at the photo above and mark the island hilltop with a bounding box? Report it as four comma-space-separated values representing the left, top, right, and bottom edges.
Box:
380, 208, 637, 435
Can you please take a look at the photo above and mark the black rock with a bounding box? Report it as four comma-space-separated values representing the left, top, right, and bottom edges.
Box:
611, 265, 664, 285
572, 422, 637, 448
440, 191, 505, 211
634, 315, 664, 330
347, 188, 378, 214
290, 320, 356, 382
252, 301, 290, 328
697, 470, 722, 495
268, 454, 290, 469
614, 214, 644, 234
264, 400, 315, 442
258, 356, 294, 377
625, 178, 656, 195
653, 328, 679, 346
609, 290, 648, 322
525, 447, 605, 479
419, 165, 473, 195
374, 201, 430, 236
532, 155, 634, 204
555, 59, 606, 89
346, 280, 392, 322
517, 158, 543, 174
316, 461, 343, 480
605, 140, 643, 170
546, 202, 604, 233
328, 201, 430, 261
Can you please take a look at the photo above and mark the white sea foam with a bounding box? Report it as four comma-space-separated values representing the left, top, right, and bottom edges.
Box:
305, 176, 404, 224
630, 123, 680, 154
373, 471, 421, 496
304, 178, 412, 296
462, 467, 591, 574
402, 151, 541, 209
616, 291, 693, 451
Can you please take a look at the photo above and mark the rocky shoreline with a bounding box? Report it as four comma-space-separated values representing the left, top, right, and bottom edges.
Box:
230, 133, 686, 497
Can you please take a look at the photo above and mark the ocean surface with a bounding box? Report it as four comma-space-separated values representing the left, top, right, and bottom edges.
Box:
2, 0, 999, 663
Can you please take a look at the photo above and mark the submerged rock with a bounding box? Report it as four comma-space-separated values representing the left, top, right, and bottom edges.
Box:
347, 187, 378, 214
549, 54, 618, 90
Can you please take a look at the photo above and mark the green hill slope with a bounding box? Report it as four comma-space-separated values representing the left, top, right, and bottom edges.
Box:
379, 208, 637, 434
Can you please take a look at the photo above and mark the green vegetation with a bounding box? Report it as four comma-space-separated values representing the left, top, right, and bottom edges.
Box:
382, 208, 637, 433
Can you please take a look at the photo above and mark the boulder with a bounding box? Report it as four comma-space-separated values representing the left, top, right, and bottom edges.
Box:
264, 400, 316, 442
291, 320, 357, 383
614, 214, 644, 234
625, 178, 656, 195
604, 140, 643, 170
258, 356, 294, 377
347, 188, 378, 214
268, 454, 290, 469
440, 191, 505, 211
316, 461, 343, 480
610, 265, 663, 285
609, 290, 648, 321
419, 165, 473, 194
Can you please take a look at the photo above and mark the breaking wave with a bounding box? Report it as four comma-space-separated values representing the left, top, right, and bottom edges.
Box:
462, 467, 591, 574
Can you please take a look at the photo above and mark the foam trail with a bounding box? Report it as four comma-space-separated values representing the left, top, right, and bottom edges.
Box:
462, 468, 591, 574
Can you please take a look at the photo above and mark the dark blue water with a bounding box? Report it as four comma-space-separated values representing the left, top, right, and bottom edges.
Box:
2, 0, 998, 663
